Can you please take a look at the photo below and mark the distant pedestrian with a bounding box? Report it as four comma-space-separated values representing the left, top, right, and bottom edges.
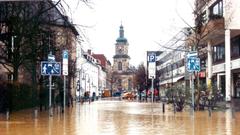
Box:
69, 94, 73, 108
92, 92, 96, 102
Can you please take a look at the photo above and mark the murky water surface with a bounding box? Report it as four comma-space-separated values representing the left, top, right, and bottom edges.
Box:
0, 100, 239, 135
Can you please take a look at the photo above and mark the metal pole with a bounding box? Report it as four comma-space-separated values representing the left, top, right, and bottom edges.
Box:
89, 77, 91, 104
63, 75, 66, 112
49, 75, 53, 116
79, 70, 81, 102
85, 74, 87, 102
151, 77, 154, 103
191, 72, 195, 115
11, 36, 14, 53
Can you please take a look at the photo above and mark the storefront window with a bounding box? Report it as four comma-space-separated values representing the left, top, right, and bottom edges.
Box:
234, 74, 240, 98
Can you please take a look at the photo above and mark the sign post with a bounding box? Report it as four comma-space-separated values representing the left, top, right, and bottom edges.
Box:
48, 52, 58, 117
62, 50, 68, 112
49, 75, 52, 116
41, 53, 61, 117
147, 52, 156, 104
187, 51, 200, 115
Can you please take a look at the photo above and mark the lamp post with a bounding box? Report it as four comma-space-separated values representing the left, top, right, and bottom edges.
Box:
77, 80, 80, 102
11, 35, 17, 81
83, 73, 90, 103
167, 59, 175, 113
11, 35, 17, 53
171, 54, 176, 114
6, 35, 16, 120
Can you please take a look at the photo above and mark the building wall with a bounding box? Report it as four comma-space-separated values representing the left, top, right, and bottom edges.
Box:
194, 0, 240, 100
113, 58, 130, 72
98, 68, 107, 95
224, 0, 240, 29
81, 58, 99, 97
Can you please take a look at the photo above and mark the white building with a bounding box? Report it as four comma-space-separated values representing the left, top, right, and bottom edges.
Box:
156, 29, 188, 94
98, 66, 107, 96
194, 0, 240, 101
76, 50, 99, 98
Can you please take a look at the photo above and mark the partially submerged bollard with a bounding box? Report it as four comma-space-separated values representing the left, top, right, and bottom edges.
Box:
162, 103, 165, 113
208, 107, 212, 117
6, 108, 9, 120
34, 108, 38, 119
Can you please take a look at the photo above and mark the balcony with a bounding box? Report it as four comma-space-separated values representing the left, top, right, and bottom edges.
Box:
201, 17, 225, 42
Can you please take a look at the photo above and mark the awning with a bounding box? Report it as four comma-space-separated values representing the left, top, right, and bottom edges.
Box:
159, 75, 184, 85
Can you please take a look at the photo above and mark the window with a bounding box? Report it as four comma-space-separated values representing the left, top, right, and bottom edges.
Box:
118, 62, 122, 70
128, 79, 131, 90
118, 79, 122, 86
213, 44, 225, 63
201, 59, 206, 70
201, 11, 207, 24
209, 0, 223, 18
231, 36, 240, 58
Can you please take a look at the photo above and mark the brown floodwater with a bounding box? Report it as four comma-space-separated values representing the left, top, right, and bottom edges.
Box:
0, 100, 239, 135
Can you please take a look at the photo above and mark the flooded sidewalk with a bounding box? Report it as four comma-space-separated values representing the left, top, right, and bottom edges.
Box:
0, 100, 240, 135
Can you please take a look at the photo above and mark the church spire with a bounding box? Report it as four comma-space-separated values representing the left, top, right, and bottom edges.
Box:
116, 23, 127, 43
119, 24, 124, 38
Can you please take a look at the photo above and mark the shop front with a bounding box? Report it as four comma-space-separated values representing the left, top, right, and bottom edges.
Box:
233, 73, 240, 98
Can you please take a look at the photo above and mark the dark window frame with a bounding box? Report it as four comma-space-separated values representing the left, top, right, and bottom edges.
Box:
118, 62, 122, 70
209, 0, 223, 18
212, 43, 225, 64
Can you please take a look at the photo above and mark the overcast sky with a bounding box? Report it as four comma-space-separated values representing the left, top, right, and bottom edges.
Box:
64, 0, 194, 66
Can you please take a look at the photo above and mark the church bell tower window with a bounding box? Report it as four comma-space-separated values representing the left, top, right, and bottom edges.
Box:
118, 62, 122, 70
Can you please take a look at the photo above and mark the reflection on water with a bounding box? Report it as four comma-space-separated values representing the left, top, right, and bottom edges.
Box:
0, 101, 240, 135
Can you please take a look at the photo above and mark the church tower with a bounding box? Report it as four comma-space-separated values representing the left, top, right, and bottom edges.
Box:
113, 24, 130, 72
112, 24, 134, 92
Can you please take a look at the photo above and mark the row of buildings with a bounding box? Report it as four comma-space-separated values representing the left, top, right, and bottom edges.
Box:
0, 0, 135, 102
156, 0, 240, 101
76, 24, 135, 98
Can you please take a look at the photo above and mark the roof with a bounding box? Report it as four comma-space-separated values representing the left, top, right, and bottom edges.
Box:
116, 24, 128, 43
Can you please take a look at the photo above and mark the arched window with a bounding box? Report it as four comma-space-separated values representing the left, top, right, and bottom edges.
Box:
118, 62, 122, 70
118, 79, 122, 85
128, 79, 131, 90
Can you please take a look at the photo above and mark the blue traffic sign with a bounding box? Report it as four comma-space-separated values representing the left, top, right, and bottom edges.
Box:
187, 57, 200, 72
148, 53, 156, 62
41, 61, 61, 76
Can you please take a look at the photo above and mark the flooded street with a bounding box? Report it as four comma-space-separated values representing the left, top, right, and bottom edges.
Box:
0, 100, 240, 135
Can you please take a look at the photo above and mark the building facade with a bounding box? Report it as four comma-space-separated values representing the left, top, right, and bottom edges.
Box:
92, 53, 108, 96
0, 1, 79, 99
194, 0, 240, 101
78, 51, 99, 98
112, 24, 134, 92
156, 30, 188, 95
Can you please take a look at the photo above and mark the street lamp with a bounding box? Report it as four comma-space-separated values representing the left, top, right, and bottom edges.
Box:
77, 80, 80, 102
166, 60, 175, 113
83, 73, 90, 102
11, 35, 17, 81
11, 35, 17, 53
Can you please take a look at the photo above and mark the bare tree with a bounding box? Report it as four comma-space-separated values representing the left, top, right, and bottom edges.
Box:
134, 63, 147, 100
